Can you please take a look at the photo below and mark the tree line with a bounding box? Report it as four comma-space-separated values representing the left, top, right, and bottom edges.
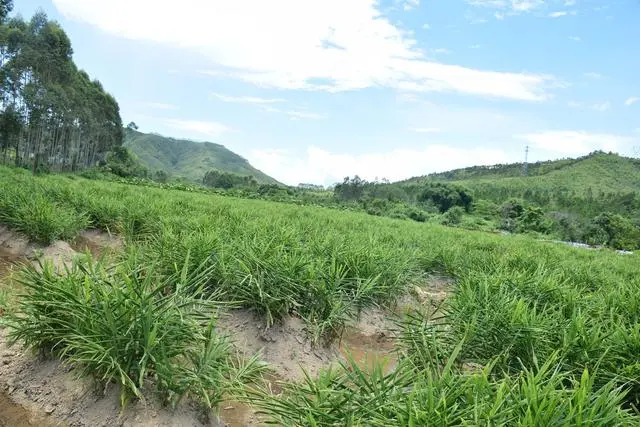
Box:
0, 2, 123, 172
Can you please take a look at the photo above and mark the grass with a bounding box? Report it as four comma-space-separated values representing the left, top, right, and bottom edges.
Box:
6, 253, 265, 409
247, 350, 634, 426
0, 165, 639, 422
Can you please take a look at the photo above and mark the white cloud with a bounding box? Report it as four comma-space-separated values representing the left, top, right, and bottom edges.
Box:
564, 0, 576, 5
592, 102, 611, 112
422, 23, 431, 30
569, 36, 581, 41
211, 92, 324, 118
402, 0, 420, 11
211, 93, 285, 104
584, 72, 602, 79
431, 48, 451, 55
285, 110, 327, 120
495, 12, 505, 19
165, 119, 230, 138
512, 0, 543, 11
549, 10, 577, 17
518, 131, 634, 155
567, 101, 611, 111
408, 127, 441, 133
469, 17, 489, 24
142, 102, 178, 110
259, 106, 327, 120
247, 144, 511, 185
53, 0, 555, 101
468, 0, 507, 7
625, 97, 639, 106
468, 0, 544, 13
469, 44, 482, 49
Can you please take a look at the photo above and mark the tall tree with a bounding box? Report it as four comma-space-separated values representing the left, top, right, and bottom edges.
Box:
0, 9, 123, 172
0, 0, 12, 24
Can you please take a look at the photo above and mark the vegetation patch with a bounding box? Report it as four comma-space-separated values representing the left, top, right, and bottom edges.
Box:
6, 254, 265, 409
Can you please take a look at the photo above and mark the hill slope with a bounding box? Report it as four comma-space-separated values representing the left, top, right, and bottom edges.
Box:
123, 129, 279, 184
402, 151, 640, 196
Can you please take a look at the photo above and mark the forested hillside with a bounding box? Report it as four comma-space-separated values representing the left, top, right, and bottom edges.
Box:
405, 151, 640, 194
123, 129, 279, 184
0, 3, 122, 172
396, 151, 640, 219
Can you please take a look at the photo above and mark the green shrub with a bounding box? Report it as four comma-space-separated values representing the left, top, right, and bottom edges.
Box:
472, 199, 499, 220
442, 206, 464, 226
584, 212, 640, 250
418, 182, 474, 213
518, 205, 551, 233
549, 212, 583, 242
7, 254, 264, 408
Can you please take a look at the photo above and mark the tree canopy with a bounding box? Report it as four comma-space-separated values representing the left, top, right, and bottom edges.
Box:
0, 8, 123, 172
203, 169, 257, 189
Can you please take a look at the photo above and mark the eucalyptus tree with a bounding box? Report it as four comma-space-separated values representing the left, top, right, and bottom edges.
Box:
0, 8, 123, 171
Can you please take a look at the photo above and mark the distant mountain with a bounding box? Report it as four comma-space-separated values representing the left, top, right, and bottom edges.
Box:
400, 151, 640, 196
123, 129, 280, 185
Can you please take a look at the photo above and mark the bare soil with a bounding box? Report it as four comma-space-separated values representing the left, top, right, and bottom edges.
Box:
0, 228, 223, 427
72, 229, 124, 258
0, 225, 454, 427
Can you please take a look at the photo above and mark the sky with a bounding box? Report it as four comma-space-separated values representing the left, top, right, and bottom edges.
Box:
14, 0, 640, 185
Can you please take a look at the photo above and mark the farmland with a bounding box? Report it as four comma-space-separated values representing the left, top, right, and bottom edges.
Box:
0, 165, 639, 425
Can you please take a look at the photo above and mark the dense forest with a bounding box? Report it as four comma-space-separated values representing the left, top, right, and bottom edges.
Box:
0, 2, 122, 172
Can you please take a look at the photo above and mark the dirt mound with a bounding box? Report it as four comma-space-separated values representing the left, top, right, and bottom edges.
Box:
217, 310, 338, 383
0, 226, 80, 273
0, 330, 223, 427
72, 230, 123, 258
0, 227, 36, 260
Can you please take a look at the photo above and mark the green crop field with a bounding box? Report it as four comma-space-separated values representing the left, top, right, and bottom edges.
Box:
1, 165, 639, 425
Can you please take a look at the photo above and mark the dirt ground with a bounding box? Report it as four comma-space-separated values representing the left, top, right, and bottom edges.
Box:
0, 225, 453, 427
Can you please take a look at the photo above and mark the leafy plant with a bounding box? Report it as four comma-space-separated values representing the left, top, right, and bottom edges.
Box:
7, 253, 265, 408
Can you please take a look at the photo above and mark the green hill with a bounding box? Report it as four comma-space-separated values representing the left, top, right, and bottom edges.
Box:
402, 151, 640, 196
123, 129, 280, 185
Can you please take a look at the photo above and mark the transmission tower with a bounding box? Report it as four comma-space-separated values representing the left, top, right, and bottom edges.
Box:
522, 145, 529, 176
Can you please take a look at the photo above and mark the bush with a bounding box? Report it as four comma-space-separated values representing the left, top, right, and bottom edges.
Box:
418, 182, 474, 213
548, 212, 583, 242
584, 212, 640, 250
442, 206, 464, 226
203, 170, 257, 189
518, 205, 551, 234
408, 209, 428, 223
104, 147, 149, 178
7, 254, 264, 408
473, 200, 499, 220
153, 170, 169, 183
500, 198, 525, 220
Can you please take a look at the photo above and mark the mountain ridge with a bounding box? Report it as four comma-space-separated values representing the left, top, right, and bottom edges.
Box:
123, 129, 280, 185
399, 151, 640, 196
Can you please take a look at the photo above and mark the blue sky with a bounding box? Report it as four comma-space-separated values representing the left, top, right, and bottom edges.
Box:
15, 0, 640, 185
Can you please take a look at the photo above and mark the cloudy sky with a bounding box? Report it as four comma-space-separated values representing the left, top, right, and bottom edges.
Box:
16, 0, 640, 185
